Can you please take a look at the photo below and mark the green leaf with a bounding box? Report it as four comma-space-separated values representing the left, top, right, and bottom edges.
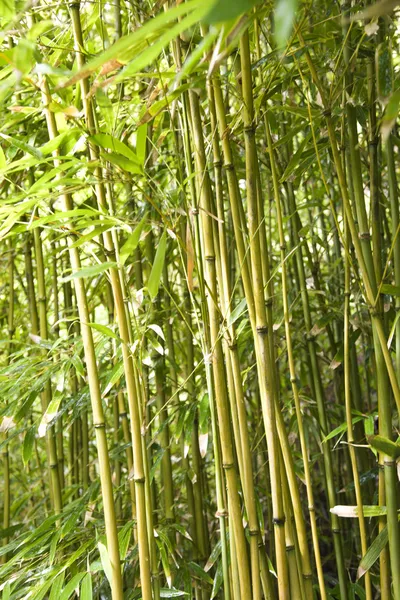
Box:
80, 573, 92, 600
322, 416, 364, 443
136, 124, 148, 165
60, 573, 86, 600
98, 541, 113, 587
381, 283, 400, 296
59, 1, 204, 88
160, 590, 188, 598
90, 133, 140, 164
188, 561, 214, 585
376, 41, 393, 103
49, 573, 65, 600
227, 298, 248, 327
368, 434, 400, 458
148, 231, 167, 300
0, 133, 42, 159
119, 214, 147, 265
358, 526, 388, 579
0, 146, 6, 169
211, 560, 223, 598
115, 8, 211, 83
103, 362, 125, 398
2, 581, 11, 600
0, 0, 14, 20
104, 151, 142, 174
204, 0, 258, 23
62, 261, 117, 282
118, 521, 132, 561
96, 89, 114, 132
274, 0, 299, 48
23, 425, 36, 465
381, 89, 400, 141
89, 323, 120, 342
330, 329, 361, 369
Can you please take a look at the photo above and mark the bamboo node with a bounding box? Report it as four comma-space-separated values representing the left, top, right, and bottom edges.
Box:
222, 462, 234, 470
205, 255, 215, 262
332, 528, 340, 534
286, 544, 295, 552
216, 510, 229, 517
256, 325, 268, 334
323, 108, 332, 117
369, 138, 379, 147
265, 298, 273, 307
94, 423, 106, 429
134, 476, 146, 484
49, 463, 58, 469
104, 248, 116, 258
223, 163, 235, 171
249, 529, 259, 536
204, 352, 213, 365
303, 573, 313, 580
244, 125, 256, 135
273, 517, 285, 526
191, 207, 199, 215
358, 232, 371, 240
228, 342, 238, 350
213, 160, 223, 168
384, 459, 395, 467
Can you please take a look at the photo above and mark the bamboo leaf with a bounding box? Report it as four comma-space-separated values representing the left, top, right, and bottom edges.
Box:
89, 133, 140, 164
98, 541, 113, 586
80, 573, 92, 600
0, 133, 42, 159
49, 573, 65, 600
357, 526, 389, 579
2, 581, 10, 600
330, 505, 387, 518
368, 434, 400, 458
148, 231, 167, 299
62, 262, 117, 282
136, 124, 148, 165
274, 0, 298, 48
22, 425, 36, 465
0, 0, 14, 20
60, 574, 86, 600
58, 1, 204, 88
204, 0, 258, 23
322, 416, 364, 443
119, 214, 147, 265
211, 560, 223, 598
381, 283, 400, 296
89, 322, 120, 342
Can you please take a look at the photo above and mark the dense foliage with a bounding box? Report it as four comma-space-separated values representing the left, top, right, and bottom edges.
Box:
0, 1, 400, 599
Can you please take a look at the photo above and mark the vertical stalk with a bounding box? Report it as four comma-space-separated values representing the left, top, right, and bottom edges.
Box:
69, 5, 153, 598
40, 76, 124, 599
239, 31, 288, 598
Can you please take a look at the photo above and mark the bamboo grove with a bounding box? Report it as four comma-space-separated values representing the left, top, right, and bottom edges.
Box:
1, 0, 400, 598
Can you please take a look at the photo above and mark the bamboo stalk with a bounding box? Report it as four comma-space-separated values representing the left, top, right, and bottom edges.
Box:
68, 5, 153, 597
